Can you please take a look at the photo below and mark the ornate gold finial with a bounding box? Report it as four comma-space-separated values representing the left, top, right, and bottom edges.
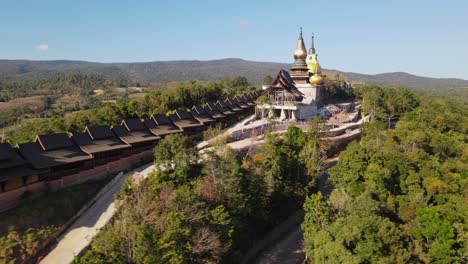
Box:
293, 28, 307, 62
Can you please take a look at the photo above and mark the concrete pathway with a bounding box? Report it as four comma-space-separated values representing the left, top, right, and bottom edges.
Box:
40, 163, 155, 264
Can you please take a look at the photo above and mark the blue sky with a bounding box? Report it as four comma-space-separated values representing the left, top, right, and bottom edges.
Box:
1, 0, 467, 79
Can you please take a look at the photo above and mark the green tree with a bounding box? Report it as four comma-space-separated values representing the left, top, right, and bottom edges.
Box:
411, 207, 457, 262
160, 212, 192, 264
152, 133, 199, 186
263, 75, 273, 85
95, 104, 124, 126
299, 139, 324, 186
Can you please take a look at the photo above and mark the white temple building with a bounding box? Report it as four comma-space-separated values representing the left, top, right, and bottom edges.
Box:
257, 29, 326, 121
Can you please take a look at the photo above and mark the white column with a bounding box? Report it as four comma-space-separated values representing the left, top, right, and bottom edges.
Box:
280, 108, 286, 120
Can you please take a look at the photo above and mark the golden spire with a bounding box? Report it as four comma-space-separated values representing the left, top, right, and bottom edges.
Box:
293, 27, 307, 61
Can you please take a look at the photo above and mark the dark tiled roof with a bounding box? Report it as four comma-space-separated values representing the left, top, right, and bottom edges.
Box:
169, 112, 204, 129
0, 143, 27, 169
18, 140, 92, 170
37, 133, 75, 151
191, 106, 215, 124
144, 118, 182, 136
233, 96, 250, 108
72, 132, 130, 154
214, 101, 236, 115
244, 93, 254, 100
203, 105, 226, 119
192, 105, 205, 115
175, 109, 194, 120
0, 143, 36, 182
224, 98, 243, 112
153, 114, 173, 125
112, 125, 160, 145
122, 119, 146, 132
86, 125, 115, 140
240, 95, 256, 106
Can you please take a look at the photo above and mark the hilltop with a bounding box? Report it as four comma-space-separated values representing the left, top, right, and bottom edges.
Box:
1, 59, 468, 90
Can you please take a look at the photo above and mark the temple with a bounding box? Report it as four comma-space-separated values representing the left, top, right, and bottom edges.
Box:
258, 28, 325, 120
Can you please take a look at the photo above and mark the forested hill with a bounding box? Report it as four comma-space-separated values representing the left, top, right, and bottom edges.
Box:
1, 59, 468, 89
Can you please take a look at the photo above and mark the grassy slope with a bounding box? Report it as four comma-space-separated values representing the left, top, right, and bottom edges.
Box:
0, 178, 110, 262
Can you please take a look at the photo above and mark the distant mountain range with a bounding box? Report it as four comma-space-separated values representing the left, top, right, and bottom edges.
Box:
1, 59, 467, 90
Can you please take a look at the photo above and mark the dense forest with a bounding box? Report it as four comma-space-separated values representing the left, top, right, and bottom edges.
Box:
73, 124, 324, 263
302, 86, 467, 263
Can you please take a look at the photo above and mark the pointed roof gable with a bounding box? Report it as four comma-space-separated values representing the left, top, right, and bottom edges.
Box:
169, 110, 204, 129
191, 105, 216, 124
86, 125, 116, 140
216, 100, 236, 115
203, 105, 226, 120
18, 133, 92, 170
264, 70, 304, 99
72, 128, 130, 155
112, 124, 160, 145
0, 143, 36, 182
223, 98, 243, 112
144, 117, 182, 137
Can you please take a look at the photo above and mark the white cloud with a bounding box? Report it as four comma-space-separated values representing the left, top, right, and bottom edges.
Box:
239, 20, 249, 26
36, 44, 49, 51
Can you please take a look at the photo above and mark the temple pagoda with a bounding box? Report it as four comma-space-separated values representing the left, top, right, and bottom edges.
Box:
259, 28, 325, 120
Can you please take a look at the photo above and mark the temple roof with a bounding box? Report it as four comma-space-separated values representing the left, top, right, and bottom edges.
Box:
264, 70, 305, 99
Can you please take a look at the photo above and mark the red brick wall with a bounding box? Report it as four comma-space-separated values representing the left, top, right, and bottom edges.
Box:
0, 181, 47, 212
49, 179, 63, 190
62, 173, 81, 188
0, 151, 154, 212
